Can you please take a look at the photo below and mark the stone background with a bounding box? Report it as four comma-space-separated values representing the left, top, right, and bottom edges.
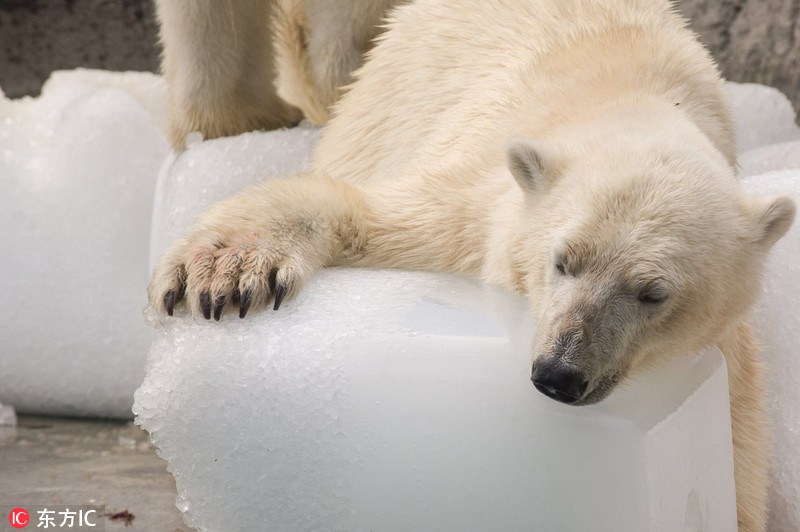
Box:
0, 0, 159, 98
0, 0, 798, 110
675, 0, 800, 113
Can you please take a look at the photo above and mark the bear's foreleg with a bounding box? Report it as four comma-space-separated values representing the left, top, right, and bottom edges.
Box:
343, 176, 490, 275
149, 175, 368, 318
718, 320, 769, 532
157, 0, 300, 150
150, 172, 491, 318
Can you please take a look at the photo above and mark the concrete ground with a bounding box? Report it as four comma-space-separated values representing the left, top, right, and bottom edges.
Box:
0, 416, 192, 531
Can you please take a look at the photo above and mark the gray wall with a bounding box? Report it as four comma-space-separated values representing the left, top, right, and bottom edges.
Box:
0, 0, 160, 98
1, 0, 798, 112
676, 0, 800, 112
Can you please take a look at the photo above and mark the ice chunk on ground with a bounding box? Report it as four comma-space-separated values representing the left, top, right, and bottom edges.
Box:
725, 83, 800, 154
134, 270, 736, 531
738, 140, 800, 178
0, 403, 17, 427
0, 68, 168, 148
741, 170, 800, 532
0, 70, 169, 418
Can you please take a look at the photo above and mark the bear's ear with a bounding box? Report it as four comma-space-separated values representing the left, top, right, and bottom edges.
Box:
506, 137, 554, 194
744, 194, 796, 252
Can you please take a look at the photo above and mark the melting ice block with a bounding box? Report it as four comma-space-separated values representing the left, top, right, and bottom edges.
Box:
0, 70, 169, 418
135, 270, 736, 532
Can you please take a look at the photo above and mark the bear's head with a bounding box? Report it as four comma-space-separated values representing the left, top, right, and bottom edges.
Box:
506, 137, 796, 405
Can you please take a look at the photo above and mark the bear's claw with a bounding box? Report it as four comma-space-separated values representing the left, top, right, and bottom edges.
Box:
148, 205, 331, 319
239, 289, 253, 319
165, 290, 176, 317
213, 295, 226, 321
200, 292, 213, 320
273, 284, 287, 311
267, 268, 278, 294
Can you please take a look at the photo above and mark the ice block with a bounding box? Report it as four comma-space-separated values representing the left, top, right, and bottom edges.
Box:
0, 70, 168, 418
134, 269, 736, 532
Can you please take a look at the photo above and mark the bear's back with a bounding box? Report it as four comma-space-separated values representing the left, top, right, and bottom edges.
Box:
310, 0, 733, 185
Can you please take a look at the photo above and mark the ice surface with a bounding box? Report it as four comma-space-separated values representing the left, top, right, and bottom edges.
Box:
0, 70, 169, 418
741, 170, 800, 532
135, 271, 736, 531
725, 83, 800, 153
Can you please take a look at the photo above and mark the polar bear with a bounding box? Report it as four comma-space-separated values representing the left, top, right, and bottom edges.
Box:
155, 0, 402, 149
150, 1, 796, 530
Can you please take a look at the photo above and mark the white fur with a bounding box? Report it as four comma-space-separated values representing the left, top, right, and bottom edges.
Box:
273, 0, 403, 123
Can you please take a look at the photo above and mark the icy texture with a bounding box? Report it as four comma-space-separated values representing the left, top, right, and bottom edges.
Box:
725, 83, 800, 153
135, 271, 736, 532
741, 170, 800, 532
0, 70, 169, 418
149, 124, 320, 270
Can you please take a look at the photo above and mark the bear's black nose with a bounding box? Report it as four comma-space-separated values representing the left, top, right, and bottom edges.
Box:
531, 361, 589, 404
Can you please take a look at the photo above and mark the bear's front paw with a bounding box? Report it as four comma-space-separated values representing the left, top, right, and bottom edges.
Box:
149, 231, 319, 320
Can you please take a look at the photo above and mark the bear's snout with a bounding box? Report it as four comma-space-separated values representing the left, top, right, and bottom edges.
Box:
531, 360, 589, 405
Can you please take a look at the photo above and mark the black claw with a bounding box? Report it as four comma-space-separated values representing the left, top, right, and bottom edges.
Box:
213, 295, 226, 321
239, 289, 253, 319
200, 292, 212, 320
165, 290, 175, 317
273, 284, 286, 311
268, 268, 278, 294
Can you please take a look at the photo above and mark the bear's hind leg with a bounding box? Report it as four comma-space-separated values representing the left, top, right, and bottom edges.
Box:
273, 0, 403, 124
157, 0, 300, 150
